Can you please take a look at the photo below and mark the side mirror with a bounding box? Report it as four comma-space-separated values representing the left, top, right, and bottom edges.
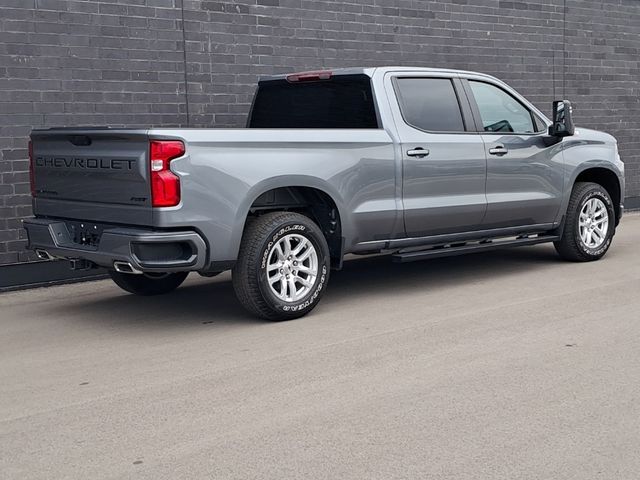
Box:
549, 100, 575, 137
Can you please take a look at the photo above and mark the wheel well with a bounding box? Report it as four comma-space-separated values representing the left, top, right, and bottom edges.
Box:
575, 168, 622, 223
248, 187, 343, 267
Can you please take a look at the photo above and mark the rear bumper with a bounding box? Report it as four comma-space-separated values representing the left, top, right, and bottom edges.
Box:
24, 218, 207, 273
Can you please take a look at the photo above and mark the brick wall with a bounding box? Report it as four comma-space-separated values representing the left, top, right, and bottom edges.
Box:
1, 0, 639, 265
564, 0, 640, 201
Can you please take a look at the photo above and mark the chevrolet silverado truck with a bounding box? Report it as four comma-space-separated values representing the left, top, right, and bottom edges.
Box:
25, 67, 625, 320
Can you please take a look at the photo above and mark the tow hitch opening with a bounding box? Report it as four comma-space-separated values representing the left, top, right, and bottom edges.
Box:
69, 258, 96, 271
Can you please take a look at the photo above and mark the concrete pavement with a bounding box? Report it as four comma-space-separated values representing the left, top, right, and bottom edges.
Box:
1, 213, 639, 479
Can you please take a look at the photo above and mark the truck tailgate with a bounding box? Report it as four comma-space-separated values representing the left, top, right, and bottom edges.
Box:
30, 129, 153, 225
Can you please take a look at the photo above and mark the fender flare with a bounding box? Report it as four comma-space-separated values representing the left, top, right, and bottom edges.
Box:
228, 176, 349, 260
556, 161, 623, 225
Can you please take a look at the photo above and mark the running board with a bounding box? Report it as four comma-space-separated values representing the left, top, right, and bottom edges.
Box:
391, 235, 560, 263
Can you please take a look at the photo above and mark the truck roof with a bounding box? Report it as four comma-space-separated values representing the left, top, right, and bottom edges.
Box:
259, 66, 500, 82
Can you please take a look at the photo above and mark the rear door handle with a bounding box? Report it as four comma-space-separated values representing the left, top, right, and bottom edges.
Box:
407, 148, 429, 158
488, 145, 508, 156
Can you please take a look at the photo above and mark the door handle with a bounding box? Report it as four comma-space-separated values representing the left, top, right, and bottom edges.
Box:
488, 145, 508, 156
407, 148, 429, 158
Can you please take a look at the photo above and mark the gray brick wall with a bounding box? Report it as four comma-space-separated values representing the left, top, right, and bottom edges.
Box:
0, 0, 639, 265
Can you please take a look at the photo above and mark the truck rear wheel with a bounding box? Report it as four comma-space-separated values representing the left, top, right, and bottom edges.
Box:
554, 181, 616, 262
108, 271, 189, 296
232, 212, 331, 321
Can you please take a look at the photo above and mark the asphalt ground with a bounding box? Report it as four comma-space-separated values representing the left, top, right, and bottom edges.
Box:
1, 213, 639, 479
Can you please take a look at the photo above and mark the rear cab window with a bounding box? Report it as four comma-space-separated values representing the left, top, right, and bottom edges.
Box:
248, 74, 379, 129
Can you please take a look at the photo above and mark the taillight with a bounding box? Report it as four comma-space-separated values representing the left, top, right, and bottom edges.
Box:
149, 140, 184, 207
286, 70, 333, 82
28, 140, 36, 197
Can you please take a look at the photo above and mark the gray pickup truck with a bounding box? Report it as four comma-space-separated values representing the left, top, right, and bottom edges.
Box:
25, 67, 625, 320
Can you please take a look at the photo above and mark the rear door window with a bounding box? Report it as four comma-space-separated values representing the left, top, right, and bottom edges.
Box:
394, 78, 466, 133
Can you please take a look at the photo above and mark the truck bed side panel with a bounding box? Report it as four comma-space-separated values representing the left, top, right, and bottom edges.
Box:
148, 129, 397, 263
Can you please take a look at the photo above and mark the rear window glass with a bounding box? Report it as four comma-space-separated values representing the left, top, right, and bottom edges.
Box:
248, 74, 379, 129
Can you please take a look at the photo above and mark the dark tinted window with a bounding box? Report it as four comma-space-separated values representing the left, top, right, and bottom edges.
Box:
395, 78, 465, 132
469, 81, 535, 133
248, 74, 379, 128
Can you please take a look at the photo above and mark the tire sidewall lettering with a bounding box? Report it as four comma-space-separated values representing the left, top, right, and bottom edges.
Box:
281, 265, 327, 312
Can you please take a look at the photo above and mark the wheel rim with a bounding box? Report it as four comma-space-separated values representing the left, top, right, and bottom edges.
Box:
266, 233, 318, 303
578, 198, 609, 249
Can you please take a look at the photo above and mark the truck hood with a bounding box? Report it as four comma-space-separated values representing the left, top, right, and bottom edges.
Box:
574, 127, 617, 145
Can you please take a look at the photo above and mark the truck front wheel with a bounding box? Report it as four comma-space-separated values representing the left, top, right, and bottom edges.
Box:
108, 271, 189, 296
232, 212, 331, 321
554, 181, 616, 262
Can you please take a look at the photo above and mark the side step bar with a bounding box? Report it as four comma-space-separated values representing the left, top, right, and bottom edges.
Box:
391, 235, 560, 263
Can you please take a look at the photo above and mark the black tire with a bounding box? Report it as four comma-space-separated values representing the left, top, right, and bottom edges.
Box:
232, 212, 331, 321
554, 181, 616, 262
109, 270, 189, 296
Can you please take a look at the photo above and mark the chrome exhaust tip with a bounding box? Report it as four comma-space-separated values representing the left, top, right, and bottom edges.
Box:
35, 249, 54, 261
113, 261, 143, 275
